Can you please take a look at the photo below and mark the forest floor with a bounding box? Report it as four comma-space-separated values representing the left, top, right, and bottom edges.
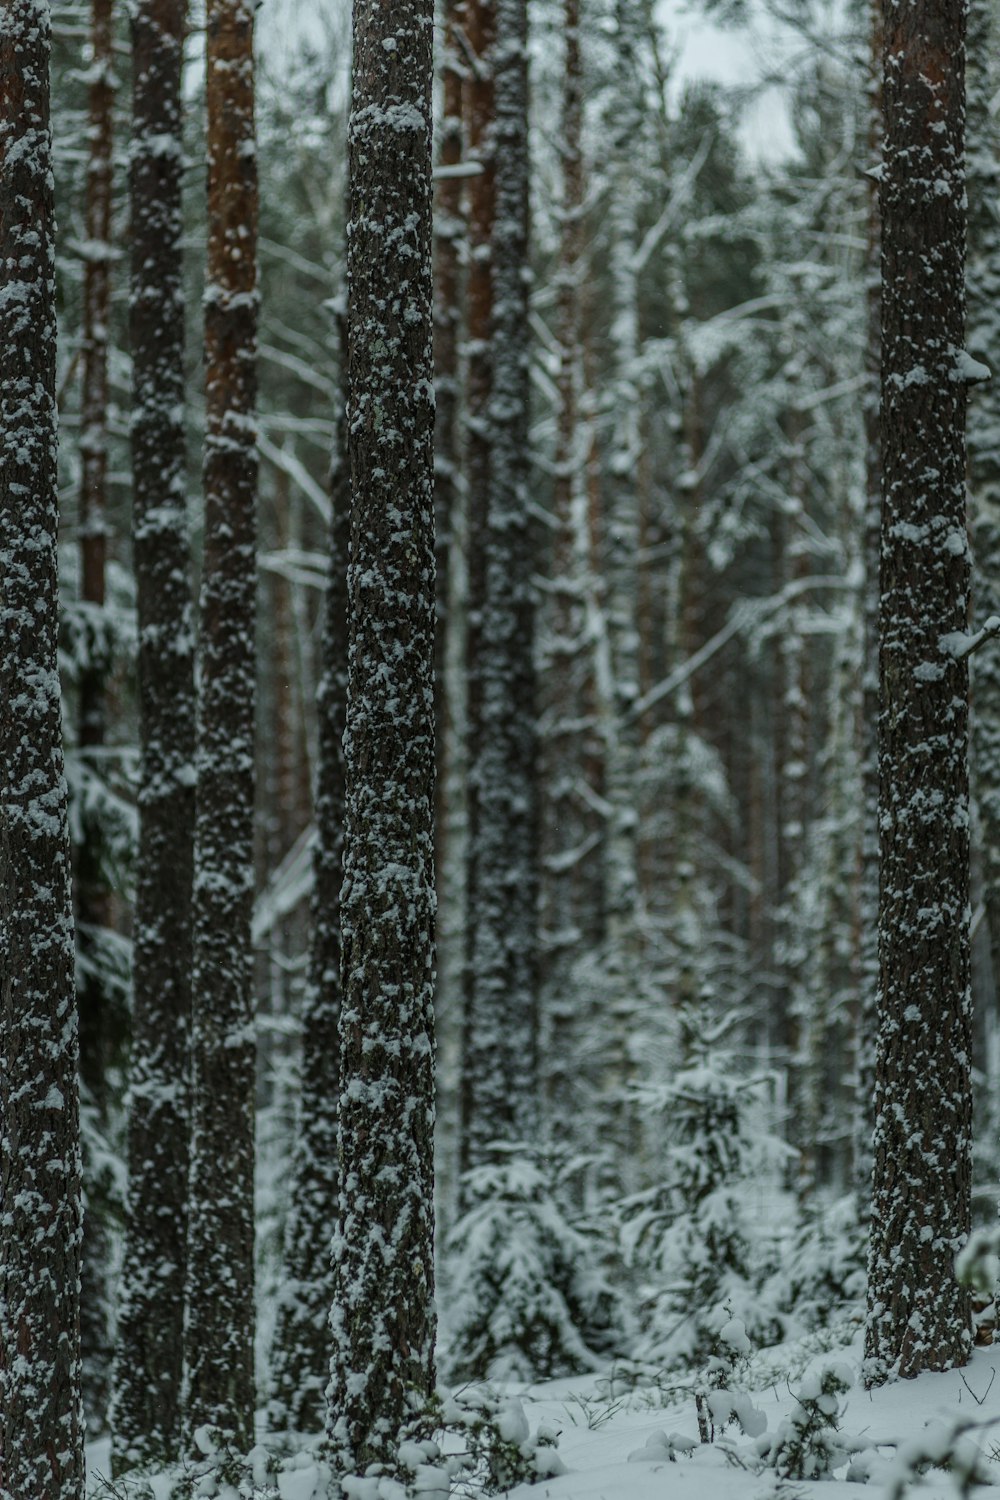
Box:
85, 1332, 1000, 1498
501, 1337, 1000, 1500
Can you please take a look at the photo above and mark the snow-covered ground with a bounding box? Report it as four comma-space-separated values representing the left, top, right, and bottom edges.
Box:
502, 1340, 1000, 1500
86, 1335, 1000, 1498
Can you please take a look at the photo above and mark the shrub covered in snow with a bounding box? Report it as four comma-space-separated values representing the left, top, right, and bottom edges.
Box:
754, 1364, 852, 1480
765, 1192, 866, 1335
442, 1145, 619, 1382
621, 1003, 788, 1364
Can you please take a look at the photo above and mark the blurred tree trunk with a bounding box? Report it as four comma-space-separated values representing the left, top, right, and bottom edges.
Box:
76, 0, 119, 1431
185, 0, 259, 1446
269, 322, 349, 1435
459, 0, 538, 1175
110, 0, 195, 1472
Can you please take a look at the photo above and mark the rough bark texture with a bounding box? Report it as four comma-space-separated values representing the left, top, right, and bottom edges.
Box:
75, 0, 118, 1434
326, 0, 437, 1473
185, 0, 259, 1445
865, 0, 973, 1381
109, 0, 194, 1472
0, 5, 86, 1495
269, 331, 348, 1436
459, 0, 538, 1175
433, 0, 463, 892
855, 0, 882, 1212
966, 0, 1000, 1001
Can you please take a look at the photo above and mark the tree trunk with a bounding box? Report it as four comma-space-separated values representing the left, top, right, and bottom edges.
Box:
326, 0, 437, 1473
0, 6, 86, 1494
865, 0, 972, 1381
75, 0, 118, 1434
460, 0, 538, 1173
854, 0, 882, 1212
967, 0, 1000, 1010
540, 0, 602, 1125
110, 0, 194, 1472
269, 324, 349, 1436
185, 0, 259, 1445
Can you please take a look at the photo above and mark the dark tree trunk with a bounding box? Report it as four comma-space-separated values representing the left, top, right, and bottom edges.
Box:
459, 0, 538, 1174
326, 0, 437, 1472
967, 0, 1000, 1006
433, 0, 463, 894
0, 5, 86, 1495
269, 327, 349, 1435
865, 0, 973, 1381
854, 0, 882, 1212
110, 0, 194, 1472
185, 0, 259, 1446
75, 0, 119, 1434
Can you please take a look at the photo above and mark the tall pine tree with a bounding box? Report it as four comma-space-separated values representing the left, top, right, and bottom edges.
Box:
185, 0, 259, 1445
326, 0, 437, 1472
0, 3, 86, 1493
865, 0, 973, 1381
110, 0, 195, 1471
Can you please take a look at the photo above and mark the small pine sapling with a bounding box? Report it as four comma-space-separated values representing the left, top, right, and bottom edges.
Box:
755, 1364, 852, 1480
621, 1002, 788, 1364
443, 1144, 619, 1381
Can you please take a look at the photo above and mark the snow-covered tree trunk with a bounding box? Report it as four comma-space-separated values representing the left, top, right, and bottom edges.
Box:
185, 0, 258, 1446
459, 0, 538, 1175
269, 326, 348, 1436
540, 0, 603, 1122
865, 0, 973, 1380
966, 0, 1000, 1000
0, 5, 86, 1494
109, 0, 194, 1472
75, 0, 117, 1430
595, 0, 644, 1168
433, 0, 463, 891
326, 0, 437, 1473
854, 0, 881, 1210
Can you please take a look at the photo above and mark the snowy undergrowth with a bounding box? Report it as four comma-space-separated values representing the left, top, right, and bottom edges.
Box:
88, 1338, 1000, 1499
441, 1146, 620, 1383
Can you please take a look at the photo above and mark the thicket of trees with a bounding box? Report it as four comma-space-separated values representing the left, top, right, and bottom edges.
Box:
3, 0, 1000, 1492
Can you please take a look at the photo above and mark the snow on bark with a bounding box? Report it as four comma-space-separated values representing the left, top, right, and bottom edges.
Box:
185, 0, 259, 1447
966, 0, 1000, 1003
539, 0, 604, 1129
269, 327, 348, 1435
459, 0, 538, 1175
0, 4, 86, 1496
326, 0, 437, 1475
75, 0, 118, 1431
854, 0, 882, 1212
110, 0, 194, 1472
865, 0, 973, 1381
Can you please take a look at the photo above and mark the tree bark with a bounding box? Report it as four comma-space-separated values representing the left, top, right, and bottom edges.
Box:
459, 0, 538, 1175
326, 0, 437, 1474
185, 0, 259, 1445
269, 324, 348, 1436
865, 0, 973, 1381
966, 0, 1000, 1012
110, 0, 194, 1471
0, 5, 86, 1494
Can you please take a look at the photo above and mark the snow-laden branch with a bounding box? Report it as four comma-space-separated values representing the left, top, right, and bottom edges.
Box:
630, 574, 852, 724
631, 132, 712, 276
940, 615, 1000, 660
258, 430, 331, 522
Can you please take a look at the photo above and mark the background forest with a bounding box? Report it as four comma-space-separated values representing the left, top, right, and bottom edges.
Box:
10, 0, 1000, 1492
